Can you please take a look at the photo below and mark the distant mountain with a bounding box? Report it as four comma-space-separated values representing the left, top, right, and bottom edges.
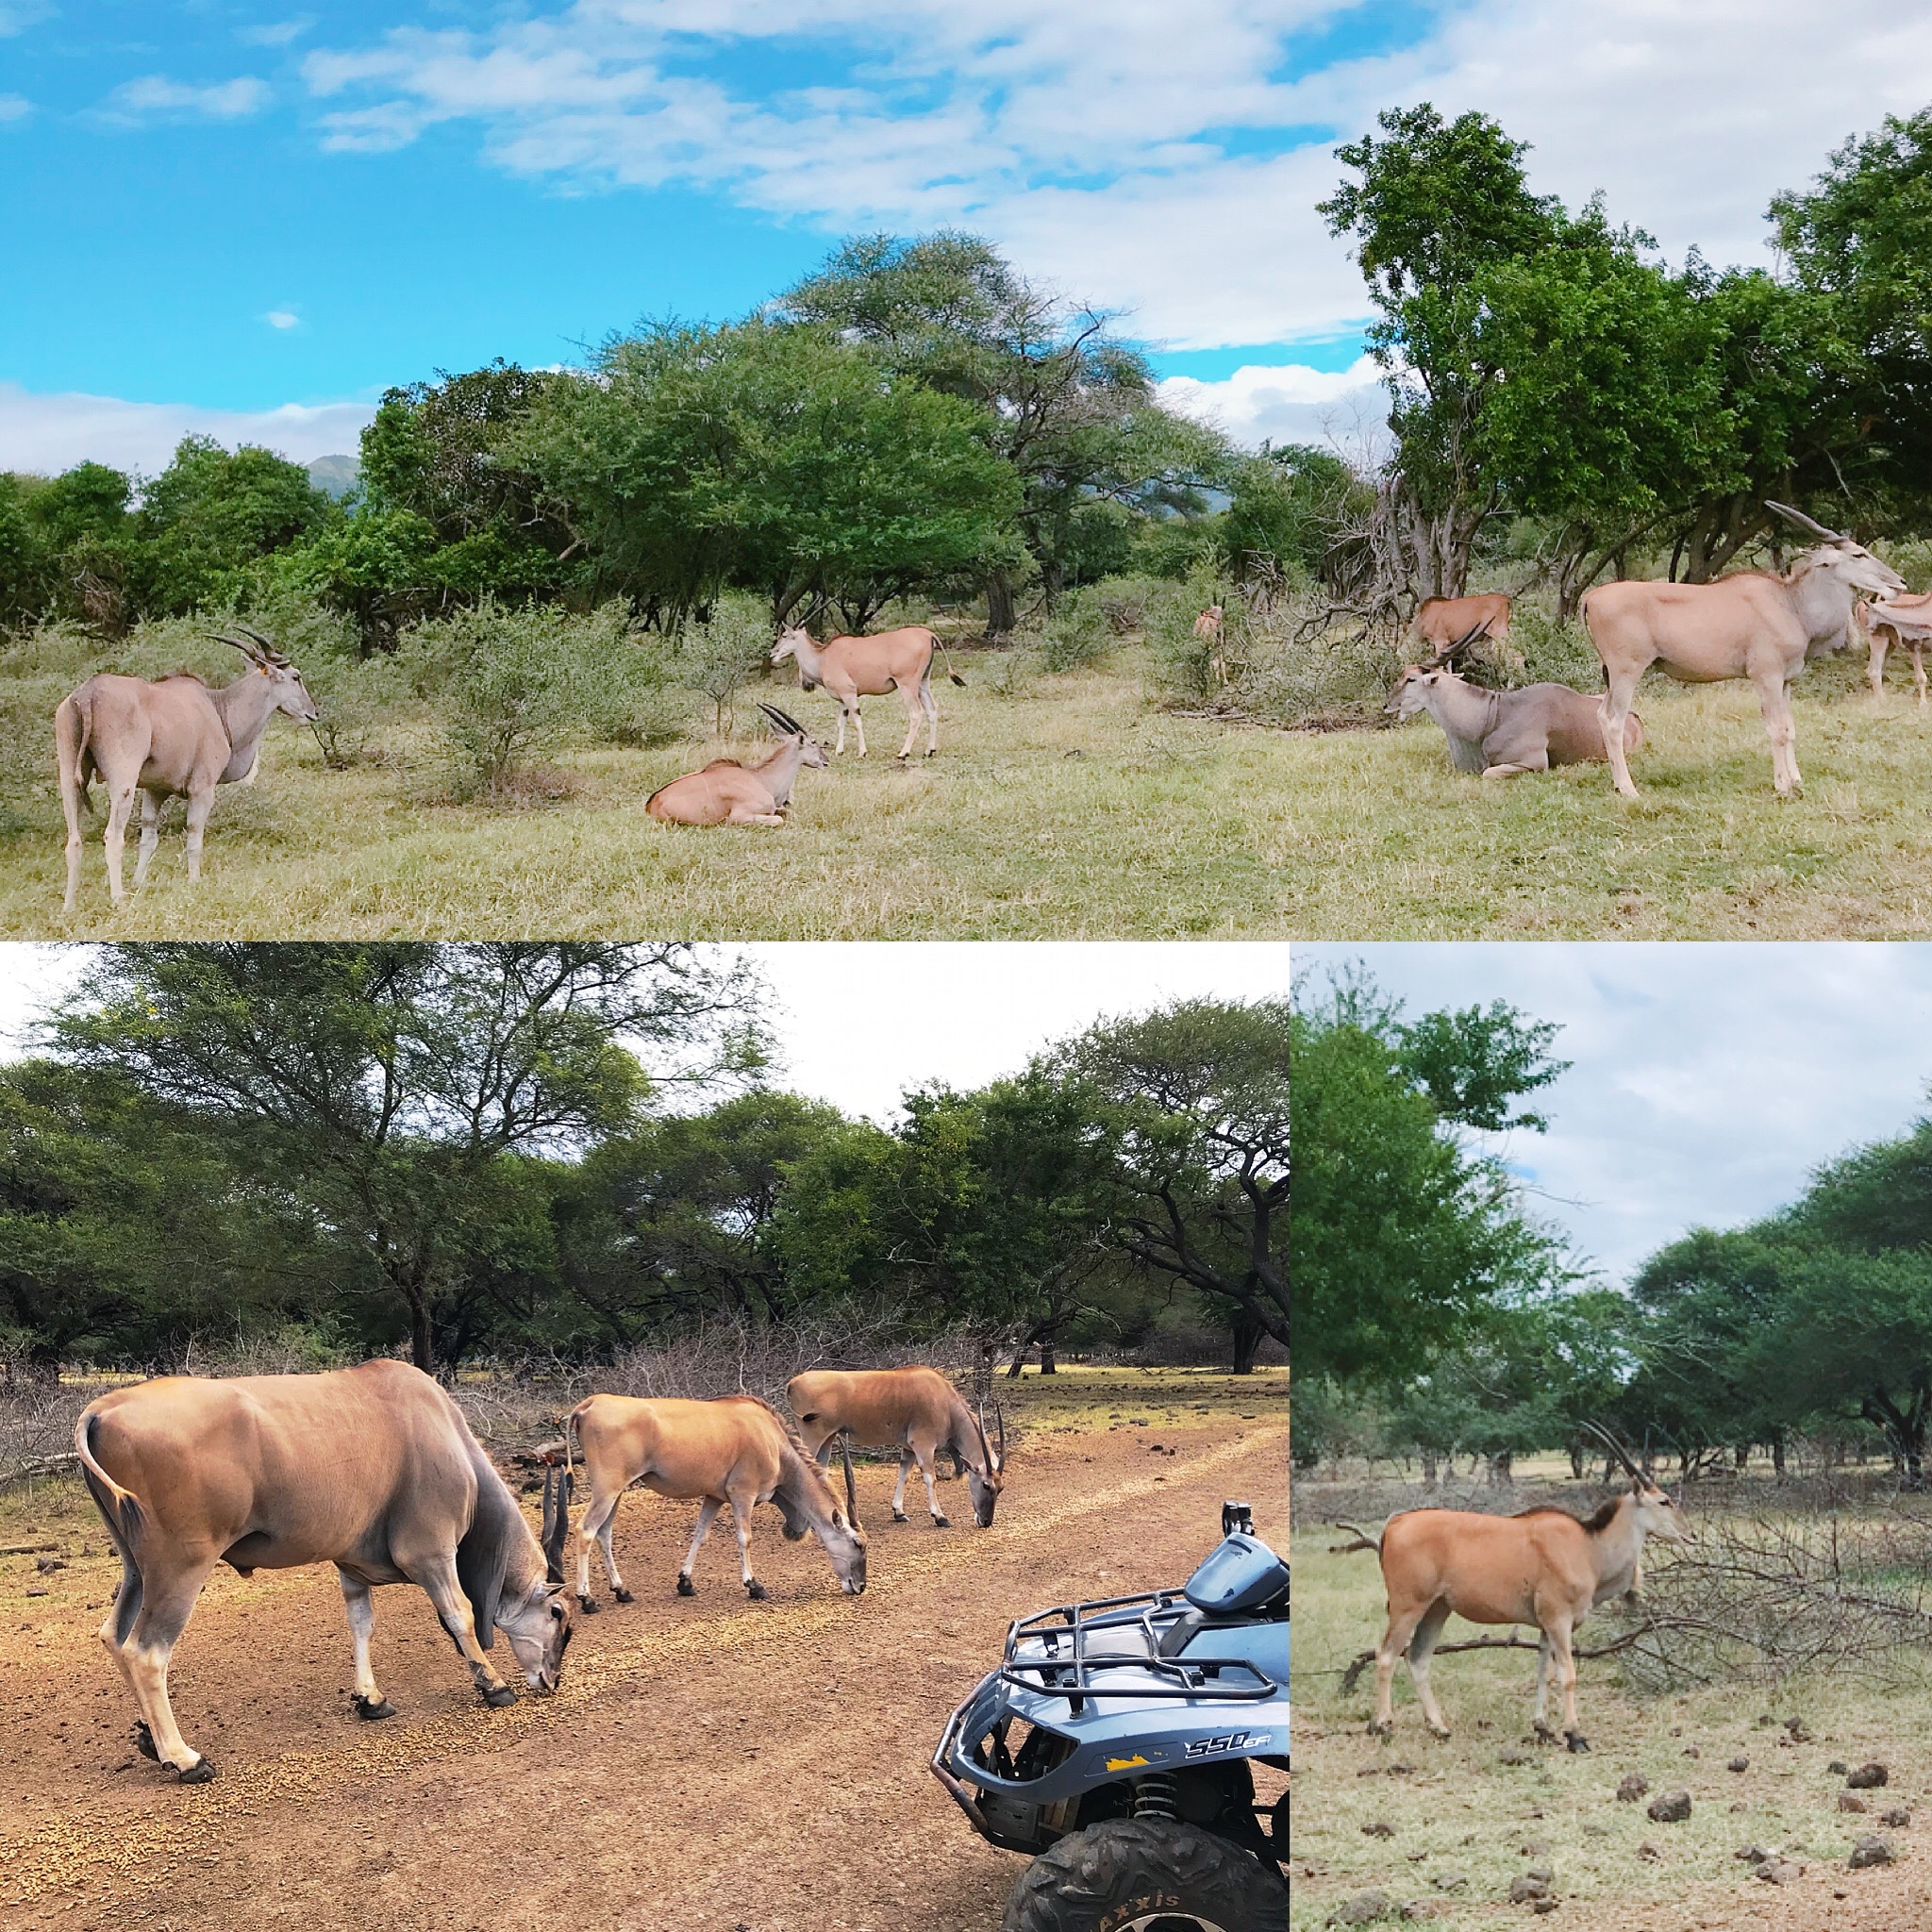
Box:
307, 454, 361, 499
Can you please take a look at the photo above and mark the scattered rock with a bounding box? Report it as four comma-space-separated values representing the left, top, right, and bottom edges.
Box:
1847, 1762, 1890, 1790
1828, 1761, 1849, 1775
1647, 1790, 1692, 1824
1880, 1808, 1912, 1828
1429, 1870, 1469, 1892
1757, 1860, 1803, 1886
1532, 1902, 1560, 1917
1397, 1905, 1446, 1924
1728, 1757, 1750, 1773
1849, 1836, 1895, 1870
1616, 1774, 1650, 1803
1786, 1718, 1812, 1742
34, 1556, 65, 1574
1507, 1876, 1549, 1905
24, 1585, 46, 1597
1638, 1842, 1662, 1863
1498, 1747, 1535, 1766
1525, 1863, 1554, 1886
1839, 1794, 1868, 1814
1736, 1845, 1773, 1864
1683, 1744, 1701, 1759
1362, 1821, 1396, 1839
1519, 1841, 1551, 1858
1328, 1892, 1392, 1927
1581, 1824, 1610, 1839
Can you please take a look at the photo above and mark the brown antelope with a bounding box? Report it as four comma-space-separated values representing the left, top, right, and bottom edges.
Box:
645, 703, 826, 826
1585, 502, 1905, 796
1410, 592, 1512, 662
74, 1361, 574, 1782
560, 1392, 866, 1608
57, 626, 319, 910
771, 622, 962, 758
1194, 604, 1228, 685
1386, 660, 1643, 778
1348, 1426, 1691, 1753
788, 1367, 1007, 1528
1855, 592, 1932, 705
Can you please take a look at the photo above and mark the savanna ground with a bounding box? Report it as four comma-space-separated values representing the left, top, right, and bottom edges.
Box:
13, 630, 1932, 940
0, 1364, 1286, 1932
1292, 1462, 1932, 1932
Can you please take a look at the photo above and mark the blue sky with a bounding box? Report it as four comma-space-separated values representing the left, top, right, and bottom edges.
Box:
3, 2, 1928, 471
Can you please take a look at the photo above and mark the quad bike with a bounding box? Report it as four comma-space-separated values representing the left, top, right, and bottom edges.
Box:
933, 1502, 1289, 1932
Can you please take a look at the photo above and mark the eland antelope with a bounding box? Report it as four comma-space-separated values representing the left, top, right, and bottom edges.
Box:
1386, 659, 1643, 778
645, 703, 826, 826
1856, 592, 1932, 706
1410, 592, 1513, 663
788, 1367, 1006, 1528
74, 1361, 574, 1783
560, 1392, 866, 1608
1347, 1425, 1692, 1753
56, 626, 319, 910
1585, 502, 1905, 796
771, 623, 963, 758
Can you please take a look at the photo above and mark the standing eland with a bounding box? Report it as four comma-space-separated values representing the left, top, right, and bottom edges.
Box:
1585, 503, 1905, 797
73, 1360, 574, 1783
788, 1366, 1007, 1527
1347, 1425, 1692, 1752
645, 703, 827, 826
1855, 592, 1932, 706
771, 622, 964, 758
560, 1392, 867, 1608
56, 625, 319, 910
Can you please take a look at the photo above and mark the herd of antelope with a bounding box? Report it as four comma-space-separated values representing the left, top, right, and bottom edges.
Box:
70, 1358, 1008, 1782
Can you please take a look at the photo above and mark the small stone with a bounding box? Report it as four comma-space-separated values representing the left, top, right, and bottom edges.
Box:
1525, 1863, 1554, 1885
1683, 1744, 1701, 1759
1828, 1760, 1848, 1775
1880, 1808, 1911, 1828
34, 1556, 65, 1574
1847, 1762, 1890, 1790
24, 1586, 46, 1597
1532, 1902, 1559, 1917
1786, 1718, 1812, 1742
1362, 1821, 1396, 1839
1429, 1869, 1469, 1892
1638, 1842, 1662, 1862
1498, 1747, 1535, 1766
1736, 1845, 1773, 1864
1519, 1841, 1551, 1858
1507, 1876, 1549, 1904
1839, 1794, 1868, 1814
1581, 1824, 1610, 1839
1616, 1774, 1649, 1803
1327, 1892, 1392, 1927
1647, 1790, 1692, 1824
1728, 1757, 1749, 1773
1849, 1835, 1895, 1870
1757, 1860, 1801, 1886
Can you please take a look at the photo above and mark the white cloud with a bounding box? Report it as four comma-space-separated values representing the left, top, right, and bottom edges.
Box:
102, 75, 273, 125
1158, 354, 1389, 457
291, 1, 1932, 354
263, 309, 301, 330
239, 18, 314, 49
0, 383, 375, 477
0, 92, 29, 124
0, 2, 50, 35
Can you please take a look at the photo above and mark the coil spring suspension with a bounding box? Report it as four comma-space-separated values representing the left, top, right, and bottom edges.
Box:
1132, 1771, 1180, 1821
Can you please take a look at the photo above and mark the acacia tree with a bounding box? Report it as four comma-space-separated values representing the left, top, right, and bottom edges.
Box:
52, 944, 765, 1371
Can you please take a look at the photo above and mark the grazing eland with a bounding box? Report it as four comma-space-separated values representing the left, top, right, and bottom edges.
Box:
1386, 659, 1643, 778
1585, 502, 1906, 797
56, 626, 319, 911
645, 703, 826, 826
1410, 592, 1513, 663
771, 622, 963, 758
1856, 592, 1932, 706
73, 1361, 574, 1783
560, 1392, 866, 1608
1346, 1425, 1692, 1752
788, 1366, 1007, 1528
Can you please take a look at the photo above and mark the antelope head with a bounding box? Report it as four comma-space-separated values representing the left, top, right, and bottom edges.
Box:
210, 626, 320, 723
967, 1399, 1008, 1527
1765, 502, 1906, 600
1583, 1422, 1694, 1544
757, 702, 828, 769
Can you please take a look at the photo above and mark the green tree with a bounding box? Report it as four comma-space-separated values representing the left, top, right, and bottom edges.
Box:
51, 944, 766, 1371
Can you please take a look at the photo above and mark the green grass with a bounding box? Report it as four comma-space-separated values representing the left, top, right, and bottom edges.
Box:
13, 641, 1932, 938
1291, 1513, 1932, 1930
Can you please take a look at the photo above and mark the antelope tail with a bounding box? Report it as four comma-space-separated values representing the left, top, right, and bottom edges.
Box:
1329, 1521, 1382, 1557
74, 1409, 143, 1558
56, 688, 97, 818
938, 641, 967, 687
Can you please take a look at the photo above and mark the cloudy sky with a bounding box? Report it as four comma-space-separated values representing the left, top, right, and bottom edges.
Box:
4, 1, 1927, 473
0, 940, 1290, 1123
1298, 942, 1932, 1288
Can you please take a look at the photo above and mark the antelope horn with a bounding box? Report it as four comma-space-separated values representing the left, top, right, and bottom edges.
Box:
207, 630, 270, 664
540, 1462, 572, 1584
1765, 500, 1848, 543
757, 702, 807, 737
840, 1435, 860, 1528
1582, 1420, 1644, 1483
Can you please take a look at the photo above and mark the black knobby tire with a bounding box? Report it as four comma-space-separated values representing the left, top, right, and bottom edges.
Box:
1002, 1817, 1289, 1932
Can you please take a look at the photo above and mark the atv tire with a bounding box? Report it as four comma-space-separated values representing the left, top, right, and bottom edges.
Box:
1002, 1817, 1288, 1932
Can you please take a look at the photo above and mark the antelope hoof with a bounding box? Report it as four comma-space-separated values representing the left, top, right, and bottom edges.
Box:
1565, 1732, 1591, 1754
1367, 1719, 1392, 1740
1532, 1722, 1557, 1744
1426, 1722, 1452, 1741
746, 1580, 768, 1602
932, 1514, 951, 1529
353, 1696, 396, 1721
483, 1684, 518, 1709
891, 1510, 909, 1524
576, 1593, 599, 1614
175, 1757, 216, 1785
133, 1722, 159, 1761
676, 1574, 695, 1597
612, 1587, 634, 1604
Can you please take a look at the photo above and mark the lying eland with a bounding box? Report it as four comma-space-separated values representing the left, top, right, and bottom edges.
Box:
787, 1366, 1007, 1527
74, 1360, 574, 1782
1386, 659, 1643, 778
1585, 502, 1906, 796
771, 622, 963, 758
1346, 1425, 1691, 1752
56, 626, 319, 911
561, 1391, 866, 1608
645, 703, 826, 826
1856, 592, 1932, 706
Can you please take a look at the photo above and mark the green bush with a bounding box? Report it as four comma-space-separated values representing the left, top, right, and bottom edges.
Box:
673, 591, 774, 733
1034, 589, 1111, 672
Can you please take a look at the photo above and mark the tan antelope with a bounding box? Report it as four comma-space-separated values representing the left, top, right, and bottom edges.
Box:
1194, 604, 1228, 685
1410, 591, 1513, 662
1386, 659, 1643, 778
645, 703, 826, 826
1347, 1426, 1691, 1753
1855, 592, 1932, 705
771, 622, 963, 758
561, 1392, 866, 1608
73, 1361, 574, 1783
1586, 502, 1906, 796
56, 626, 319, 911
788, 1367, 1006, 1528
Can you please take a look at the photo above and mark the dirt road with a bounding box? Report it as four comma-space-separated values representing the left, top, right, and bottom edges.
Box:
2, 1402, 1284, 1932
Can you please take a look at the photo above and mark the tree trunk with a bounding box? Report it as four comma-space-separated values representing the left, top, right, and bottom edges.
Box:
408, 1292, 434, 1374
1039, 1342, 1058, 1374
1772, 1431, 1787, 1477
984, 571, 1017, 640
1569, 1441, 1585, 1480
1230, 1307, 1264, 1375
1420, 1449, 1439, 1490
1485, 1451, 1513, 1488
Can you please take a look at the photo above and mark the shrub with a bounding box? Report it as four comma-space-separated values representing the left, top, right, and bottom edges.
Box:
1035, 589, 1111, 672
674, 592, 774, 734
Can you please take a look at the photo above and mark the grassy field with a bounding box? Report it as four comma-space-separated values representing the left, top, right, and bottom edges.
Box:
1291, 1477, 1932, 1931
11, 638, 1932, 938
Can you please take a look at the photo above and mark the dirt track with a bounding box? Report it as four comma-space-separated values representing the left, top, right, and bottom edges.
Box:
2, 1398, 1285, 1932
